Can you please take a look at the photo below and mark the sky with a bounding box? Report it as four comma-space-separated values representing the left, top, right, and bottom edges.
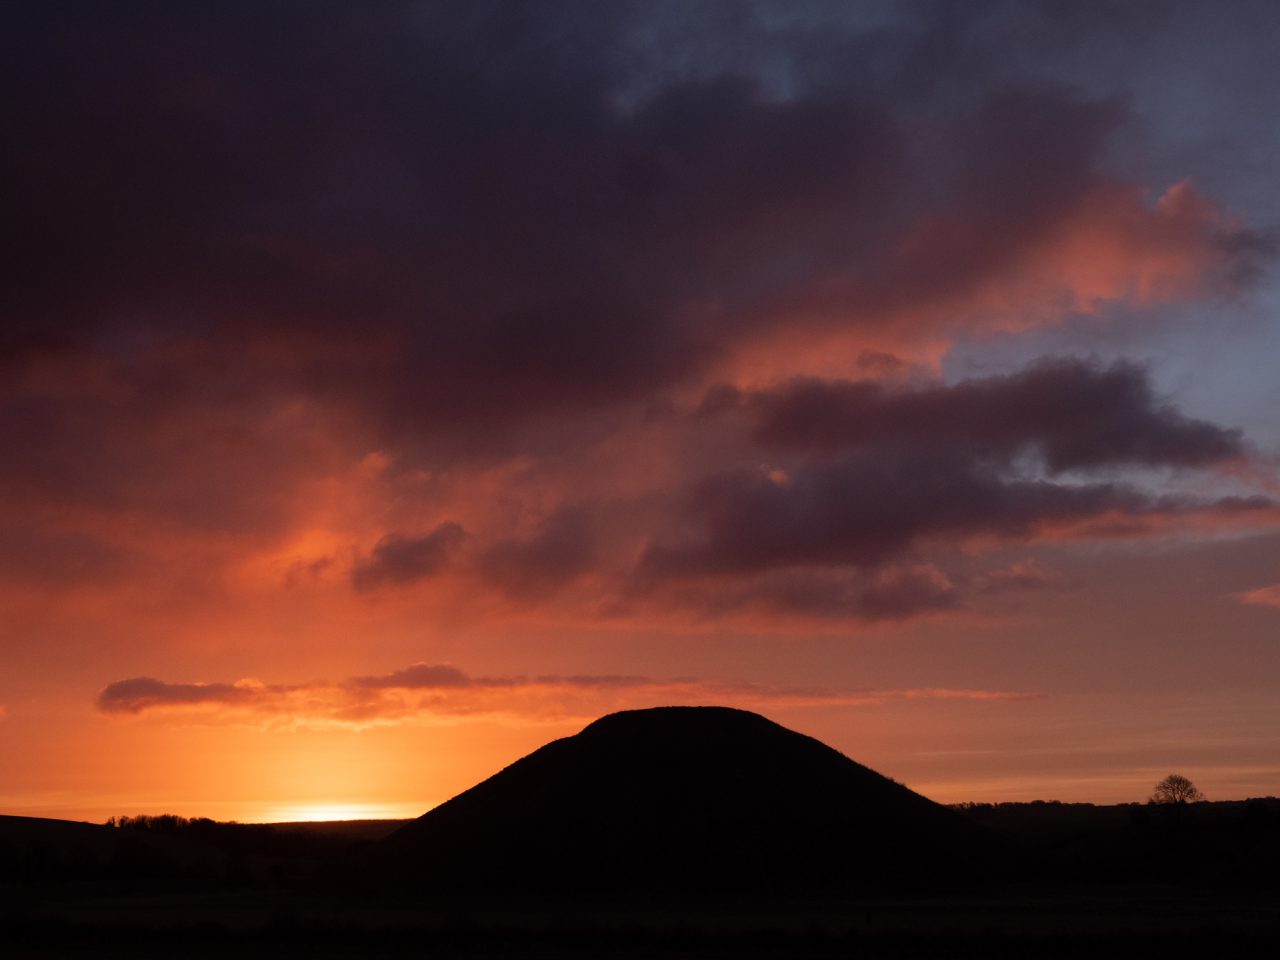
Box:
3, 0, 1280, 823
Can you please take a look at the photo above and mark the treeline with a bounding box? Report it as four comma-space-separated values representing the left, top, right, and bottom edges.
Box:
0, 814, 381, 887
954, 797, 1280, 888
108, 814, 229, 831
954, 797, 1280, 820
104, 814, 373, 860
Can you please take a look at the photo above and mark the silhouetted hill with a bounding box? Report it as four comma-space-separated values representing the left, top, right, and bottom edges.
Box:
376, 706, 1005, 895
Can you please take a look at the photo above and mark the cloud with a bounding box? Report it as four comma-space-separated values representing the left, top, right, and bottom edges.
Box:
623, 564, 962, 624
475, 506, 599, 601
0, 520, 138, 586
637, 451, 1268, 582
720, 358, 1245, 472
329, 355, 1273, 625
633, 358, 1268, 589
1236, 583, 1280, 609
350, 508, 600, 602
973, 560, 1065, 595
96, 677, 265, 714
352, 522, 467, 590
1, 2, 1275, 635
94, 663, 1040, 729
4, 3, 1264, 471
351, 663, 492, 690
856, 564, 960, 621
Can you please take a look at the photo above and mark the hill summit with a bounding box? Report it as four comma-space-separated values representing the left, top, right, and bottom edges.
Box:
378, 706, 1001, 894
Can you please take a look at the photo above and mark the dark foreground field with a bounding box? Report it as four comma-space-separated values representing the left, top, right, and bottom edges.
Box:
4, 800, 1280, 958
5, 885, 1280, 959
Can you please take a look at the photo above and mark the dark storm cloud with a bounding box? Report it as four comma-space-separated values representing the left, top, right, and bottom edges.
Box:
4, 0, 1261, 469
638, 451, 1267, 580
648, 565, 961, 623
722, 358, 1246, 472
352, 522, 466, 590
4, 1, 1275, 629
347, 357, 1260, 615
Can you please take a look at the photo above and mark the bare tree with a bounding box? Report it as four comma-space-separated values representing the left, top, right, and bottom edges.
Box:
1149, 773, 1204, 805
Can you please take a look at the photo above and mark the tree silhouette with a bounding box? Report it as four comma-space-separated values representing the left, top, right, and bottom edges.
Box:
1149, 773, 1204, 805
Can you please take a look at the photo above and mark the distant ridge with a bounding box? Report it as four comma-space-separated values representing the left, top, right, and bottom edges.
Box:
377, 706, 1004, 894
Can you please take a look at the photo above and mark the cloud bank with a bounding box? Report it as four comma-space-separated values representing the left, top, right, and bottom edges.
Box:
95, 663, 1040, 729
2, 1, 1276, 634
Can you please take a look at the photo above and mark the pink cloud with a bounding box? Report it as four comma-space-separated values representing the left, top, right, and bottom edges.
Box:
1237, 583, 1280, 609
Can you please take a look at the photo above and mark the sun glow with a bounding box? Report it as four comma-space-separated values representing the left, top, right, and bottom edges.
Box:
258, 801, 419, 823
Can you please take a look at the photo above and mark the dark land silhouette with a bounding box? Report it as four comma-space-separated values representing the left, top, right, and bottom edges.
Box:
375, 705, 1006, 894
3, 706, 1279, 957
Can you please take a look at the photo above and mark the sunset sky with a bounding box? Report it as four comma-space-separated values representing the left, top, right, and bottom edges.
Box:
4, 1, 1280, 823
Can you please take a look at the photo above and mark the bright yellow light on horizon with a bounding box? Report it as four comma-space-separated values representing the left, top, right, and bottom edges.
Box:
257, 801, 422, 823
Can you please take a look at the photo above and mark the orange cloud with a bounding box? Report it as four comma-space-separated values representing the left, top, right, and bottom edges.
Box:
950, 180, 1261, 330
721, 179, 1266, 387
95, 663, 1041, 731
